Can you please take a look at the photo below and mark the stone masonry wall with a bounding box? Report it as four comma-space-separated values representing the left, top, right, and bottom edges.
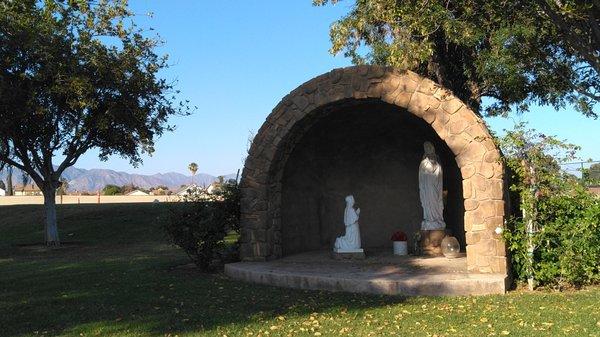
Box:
239, 65, 508, 274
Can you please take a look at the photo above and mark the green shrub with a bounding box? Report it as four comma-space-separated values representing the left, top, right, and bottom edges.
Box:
161, 182, 240, 271
500, 123, 600, 288
504, 187, 600, 287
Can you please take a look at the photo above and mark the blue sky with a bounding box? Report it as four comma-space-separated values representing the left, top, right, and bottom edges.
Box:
72, 0, 599, 176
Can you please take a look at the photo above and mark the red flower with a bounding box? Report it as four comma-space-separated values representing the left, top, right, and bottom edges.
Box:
391, 231, 407, 241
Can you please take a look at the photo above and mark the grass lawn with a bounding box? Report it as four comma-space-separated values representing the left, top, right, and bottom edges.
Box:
1, 204, 599, 337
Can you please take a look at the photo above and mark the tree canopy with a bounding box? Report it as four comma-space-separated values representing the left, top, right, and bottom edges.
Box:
583, 162, 600, 184
314, 0, 599, 117
590, 163, 600, 181
0, 0, 190, 243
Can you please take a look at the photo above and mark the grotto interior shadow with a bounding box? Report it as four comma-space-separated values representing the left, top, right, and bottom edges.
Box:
279, 99, 465, 257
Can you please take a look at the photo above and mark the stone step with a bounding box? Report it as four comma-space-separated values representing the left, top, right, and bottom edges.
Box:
225, 261, 508, 296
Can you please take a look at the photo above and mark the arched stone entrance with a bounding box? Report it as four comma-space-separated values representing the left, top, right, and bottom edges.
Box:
240, 66, 508, 274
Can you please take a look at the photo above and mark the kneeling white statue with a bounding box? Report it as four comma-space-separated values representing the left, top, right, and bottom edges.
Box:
334, 195, 362, 252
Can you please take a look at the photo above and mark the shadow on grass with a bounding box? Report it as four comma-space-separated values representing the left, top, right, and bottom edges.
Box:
0, 243, 407, 337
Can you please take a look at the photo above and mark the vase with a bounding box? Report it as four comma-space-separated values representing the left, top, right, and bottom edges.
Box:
393, 241, 407, 255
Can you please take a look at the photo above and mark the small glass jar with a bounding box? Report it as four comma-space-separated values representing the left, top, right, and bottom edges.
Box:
441, 236, 460, 258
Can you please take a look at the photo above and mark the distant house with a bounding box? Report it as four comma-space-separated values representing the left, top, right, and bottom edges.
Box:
126, 190, 149, 196
176, 182, 228, 200
176, 184, 201, 197
589, 185, 600, 196
13, 184, 42, 196
205, 178, 236, 195
0, 188, 5, 196
206, 183, 219, 194
149, 187, 170, 196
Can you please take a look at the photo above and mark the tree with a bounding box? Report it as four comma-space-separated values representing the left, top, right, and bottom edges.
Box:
500, 123, 600, 288
0, 1, 190, 245
499, 122, 580, 289
120, 183, 141, 195
314, 0, 599, 117
188, 162, 198, 184
20, 172, 30, 192
0, 180, 5, 191
583, 162, 600, 185
537, 1, 600, 75
589, 163, 600, 182
4, 165, 12, 196
57, 178, 69, 196
102, 184, 122, 196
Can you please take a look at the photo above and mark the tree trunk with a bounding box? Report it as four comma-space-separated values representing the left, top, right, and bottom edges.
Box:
43, 187, 60, 245
428, 32, 482, 115
6, 166, 13, 196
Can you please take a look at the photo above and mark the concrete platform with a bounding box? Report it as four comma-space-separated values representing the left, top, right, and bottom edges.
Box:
225, 250, 508, 296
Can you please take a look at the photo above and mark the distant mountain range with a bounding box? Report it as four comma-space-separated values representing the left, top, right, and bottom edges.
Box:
0, 166, 238, 192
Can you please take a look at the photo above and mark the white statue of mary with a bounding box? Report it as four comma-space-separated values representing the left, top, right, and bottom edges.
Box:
419, 141, 446, 230
334, 195, 362, 251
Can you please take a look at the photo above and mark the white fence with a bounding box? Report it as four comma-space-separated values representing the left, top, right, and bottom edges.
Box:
0, 195, 177, 206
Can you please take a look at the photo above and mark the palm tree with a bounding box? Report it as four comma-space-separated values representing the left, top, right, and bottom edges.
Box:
57, 178, 69, 204
188, 162, 198, 185
58, 178, 69, 194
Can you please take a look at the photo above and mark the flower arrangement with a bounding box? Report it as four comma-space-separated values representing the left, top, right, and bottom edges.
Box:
391, 231, 407, 242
